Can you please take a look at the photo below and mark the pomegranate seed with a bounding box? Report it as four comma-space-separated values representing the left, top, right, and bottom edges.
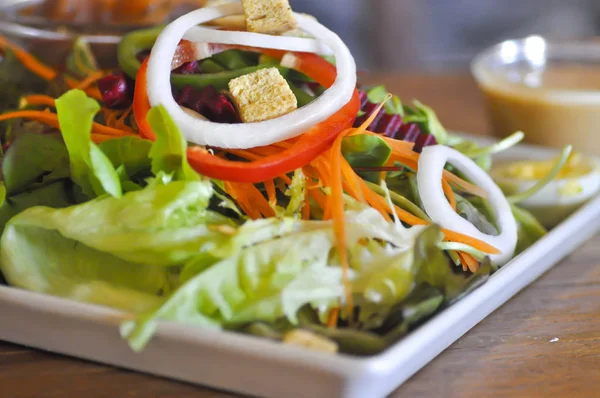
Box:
175, 85, 241, 123
414, 134, 438, 153
376, 114, 403, 137
97, 71, 133, 109
173, 61, 200, 75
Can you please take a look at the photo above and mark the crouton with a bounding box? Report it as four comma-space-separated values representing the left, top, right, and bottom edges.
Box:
241, 0, 297, 35
282, 329, 338, 353
228, 67, 297, 123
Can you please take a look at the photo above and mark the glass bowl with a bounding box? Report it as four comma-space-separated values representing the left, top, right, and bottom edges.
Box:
471, 35, 600, 155
0, 0, 202, 68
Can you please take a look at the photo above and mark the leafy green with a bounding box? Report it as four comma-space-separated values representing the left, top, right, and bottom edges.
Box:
12, 180, 229, 266
414, 226, 491, 302
121, 208, 428, 351
1, 211, 172, 313
65, 38, 99, 79
0, 49, 47, 111
342, 134, 392, 168
0, 181, 72, 234
98, 136, 153, 177
2, 133, 70, 195
411, 100, 448, 145
147, 105, 200, 182
455, 195, 498, 236
511, 204, 547, 254
55, 90, 122, 198
365, 85, 403, 116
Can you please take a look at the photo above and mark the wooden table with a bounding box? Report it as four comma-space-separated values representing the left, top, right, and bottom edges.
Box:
1, 74, 599, 398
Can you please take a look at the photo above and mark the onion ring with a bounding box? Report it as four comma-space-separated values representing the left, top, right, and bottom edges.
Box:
184, 26, 334, 57
146, 2, 356, 149
416, 145, 518, 265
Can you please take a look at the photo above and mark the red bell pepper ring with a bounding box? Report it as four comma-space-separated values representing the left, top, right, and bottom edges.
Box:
133, 51, 359, 183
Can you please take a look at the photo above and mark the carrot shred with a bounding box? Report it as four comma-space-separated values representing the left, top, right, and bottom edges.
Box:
0, 110, 136, 137
302, 181, 311, 220
326, 307, 340, 328
0, 36, 102, 100
74, 70, 106, 90
0, 36, 57, 81
459, 252, 480, 273
265, 179, 276, 207
442, 179, 457, 210
22, 94, 56, 108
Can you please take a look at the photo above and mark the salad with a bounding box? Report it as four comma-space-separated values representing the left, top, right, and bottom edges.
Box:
0, 0, 574, 355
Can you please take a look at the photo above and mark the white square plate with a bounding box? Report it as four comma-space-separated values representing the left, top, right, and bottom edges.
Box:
1, 136, 599, 398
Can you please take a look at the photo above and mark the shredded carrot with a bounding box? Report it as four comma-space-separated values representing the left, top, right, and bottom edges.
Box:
22, 94, 56, 108
224, 181, 260, 219
0, 36, 57, 81
459, 252, 480, 273
442, 179, 457, 210
265, 179, 276, 207
227, 182, 275, 219
91, 134, 120, 144
0, 36, 102, 100
74, 70, 106, 90
0, 110, 136, 137
275, 178, 287, 194
326, 307, 340, 328
302, 182, 311, 220
443, 230, 500, 254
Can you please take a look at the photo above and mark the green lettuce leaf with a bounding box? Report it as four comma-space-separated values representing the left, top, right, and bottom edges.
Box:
147, 105, 199, 182
0, 181, 72, 235
511, 204, 547, 254
414, 226, 491, 302
411, 100, 448, 145
342, 134, 392, 169
121, 208, 428, 351
2, 132, 70, 195
55, 90, 122, 198
0, 178, 240, 312
98, 136, 153, 177
1, 216, 171, 313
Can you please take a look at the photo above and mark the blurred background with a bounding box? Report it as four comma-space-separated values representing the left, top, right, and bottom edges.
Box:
3, 0, 600, 72
291, 0, 600, 72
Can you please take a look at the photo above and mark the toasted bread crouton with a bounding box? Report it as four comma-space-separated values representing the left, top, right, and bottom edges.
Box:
228, 67, 297, 123
241, 0, 297, 34
282, 329, 338, 353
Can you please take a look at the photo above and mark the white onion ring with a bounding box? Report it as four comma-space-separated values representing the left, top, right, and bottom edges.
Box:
416, 146, 518, 265
146, 2, 356, 149
184, 26, 334, 56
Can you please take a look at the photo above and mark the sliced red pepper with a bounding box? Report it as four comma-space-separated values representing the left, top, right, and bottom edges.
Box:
133, 51, 359, 183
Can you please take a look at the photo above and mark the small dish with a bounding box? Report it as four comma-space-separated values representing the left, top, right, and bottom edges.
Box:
472, 36, 600, 155
492, 153, 600, 228
0, 0, 200, 68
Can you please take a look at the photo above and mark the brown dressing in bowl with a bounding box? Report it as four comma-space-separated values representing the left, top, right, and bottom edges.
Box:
480, 64, 600, 155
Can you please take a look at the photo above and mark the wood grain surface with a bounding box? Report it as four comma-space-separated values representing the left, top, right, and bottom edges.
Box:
1, 74, 599, 398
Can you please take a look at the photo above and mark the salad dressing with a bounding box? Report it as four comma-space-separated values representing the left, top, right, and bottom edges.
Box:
481, 64, 600, 155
